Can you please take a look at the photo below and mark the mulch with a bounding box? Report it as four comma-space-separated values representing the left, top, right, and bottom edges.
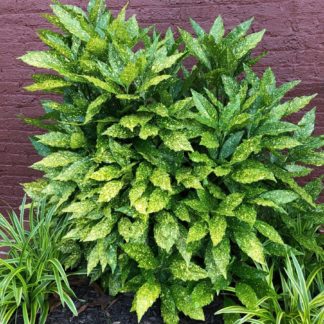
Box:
14, 277, 223, 323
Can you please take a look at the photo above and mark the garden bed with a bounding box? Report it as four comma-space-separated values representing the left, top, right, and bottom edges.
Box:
15, 278, 223, 324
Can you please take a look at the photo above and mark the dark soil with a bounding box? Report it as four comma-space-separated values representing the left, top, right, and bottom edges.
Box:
15, 278, 223, 324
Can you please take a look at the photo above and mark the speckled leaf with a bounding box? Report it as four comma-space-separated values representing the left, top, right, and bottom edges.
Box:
254, 220, 284, 244
180, 29, 211, 69
87, 242, 100, 275
295, 108, 316, 139
152, 53, 184, 73
120, 113, 152, 131
234, 29, 265, 59
120, 61, 139, 87
83, 213, 117, 242
150, 168, 172, 192
216, 193, 245, 216
219, 131, 244, 160
132, 281, 161, 322
259, 190, 299, 205
161, 287, 179, 324
235, 204, 256, 226
256, 121, 298, 136
103, 124, 134, 139
270, 94, 317, 119
98, 180, 124, 203
263, 136, 301, 150
19, 50, 67, 72
154, 212, 179, 252
191, 281, 214, 308
138, 103, 169, 117
85, 94, 110, 123
83, 75, 119, 94
147, 188, 170, 214
174, 203, 191, 222
25, 79, 72, 91
236, 283, 258, 309
213, 165, 232, 177
200, 131, 219, 149
140, 75, 171, 92
32, 151, 80, 170
36, 132, 70, 148
234, 225, 265, 264
118, 217, 148, 242
55, 158, 91, 182
209, 215, 227, 246
187, 221, 208, 243
191, 90, 217, 123
210, 16, 224, 43
139, 123, 159, 139
88, 165, 121, 181
212, 238, 230, 278
170, 259, 208, 281
232, 161, 276, 184
51, 5, 91, 42
230, 136, 262, 164
123, 243, 158, 269
160, 130, 193, 152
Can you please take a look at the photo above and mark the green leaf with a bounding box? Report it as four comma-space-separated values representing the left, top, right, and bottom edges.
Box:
87, 242, 100, 274
36, 132, 70, 148
161, 287, 179, 324
219, 131, 244, 160
180, 29, 211, 69
32, 151, 80, 169
170, 259, 208, 281
230, 136, 262, 164
83, 214, 117, 242
256, 121, 298, 136
270, 94, 317, 119
88, 0, 106, 24
234, 29, 265, 59
154, 212, 179, 252
200, 131, 219, 149
216, 193, 245, 216
98, 180, 124, 203
210, 16, 224, 43
118, 217, 147, 242
82, 75, 119, 94
140, 75, 171, 92
187, 221, 208, 243
150, 168, 172, 192
85, 94, 110, 123
212, 238, 230, 278
120, 113, 152, 131
209, 215, 227, 246
147, 188, 170, 214
232, 161, 276, 184
51, 5, 91, 42
222, 75, 239, 99
190, 18, 205, 38
120, 61, 139, 87
88, 165, 121, 181
235, 204, 256, 226
191, 90, 217, 126
191, 281, 214, 308
25, 79, 72, 91
152, 53, 184, 73
19, 51, 66, 72
258, 190, 299, 205
160, 130, 193, 152
295, 108, 316, 139
235, 283, 259, 309
254, 220, 284, 244
263, 136, 301, 150
123, 243, 158, 269
133, 280, 161, 322
234, 225, 265, 264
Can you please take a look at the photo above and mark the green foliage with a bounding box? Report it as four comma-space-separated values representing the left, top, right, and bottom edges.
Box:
21, 1, 323, 322
0, 198, 78, 324
217, 253, 324, 323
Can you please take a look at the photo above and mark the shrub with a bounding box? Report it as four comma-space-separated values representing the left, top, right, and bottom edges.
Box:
216, 253, 324, 323
20, 0, 323, 322
0, 198, 78, 324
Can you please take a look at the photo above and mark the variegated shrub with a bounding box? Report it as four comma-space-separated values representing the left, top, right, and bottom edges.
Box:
20, 0, 323, 322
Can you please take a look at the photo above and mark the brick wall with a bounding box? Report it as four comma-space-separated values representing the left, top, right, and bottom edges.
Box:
0, 0, 323, 211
